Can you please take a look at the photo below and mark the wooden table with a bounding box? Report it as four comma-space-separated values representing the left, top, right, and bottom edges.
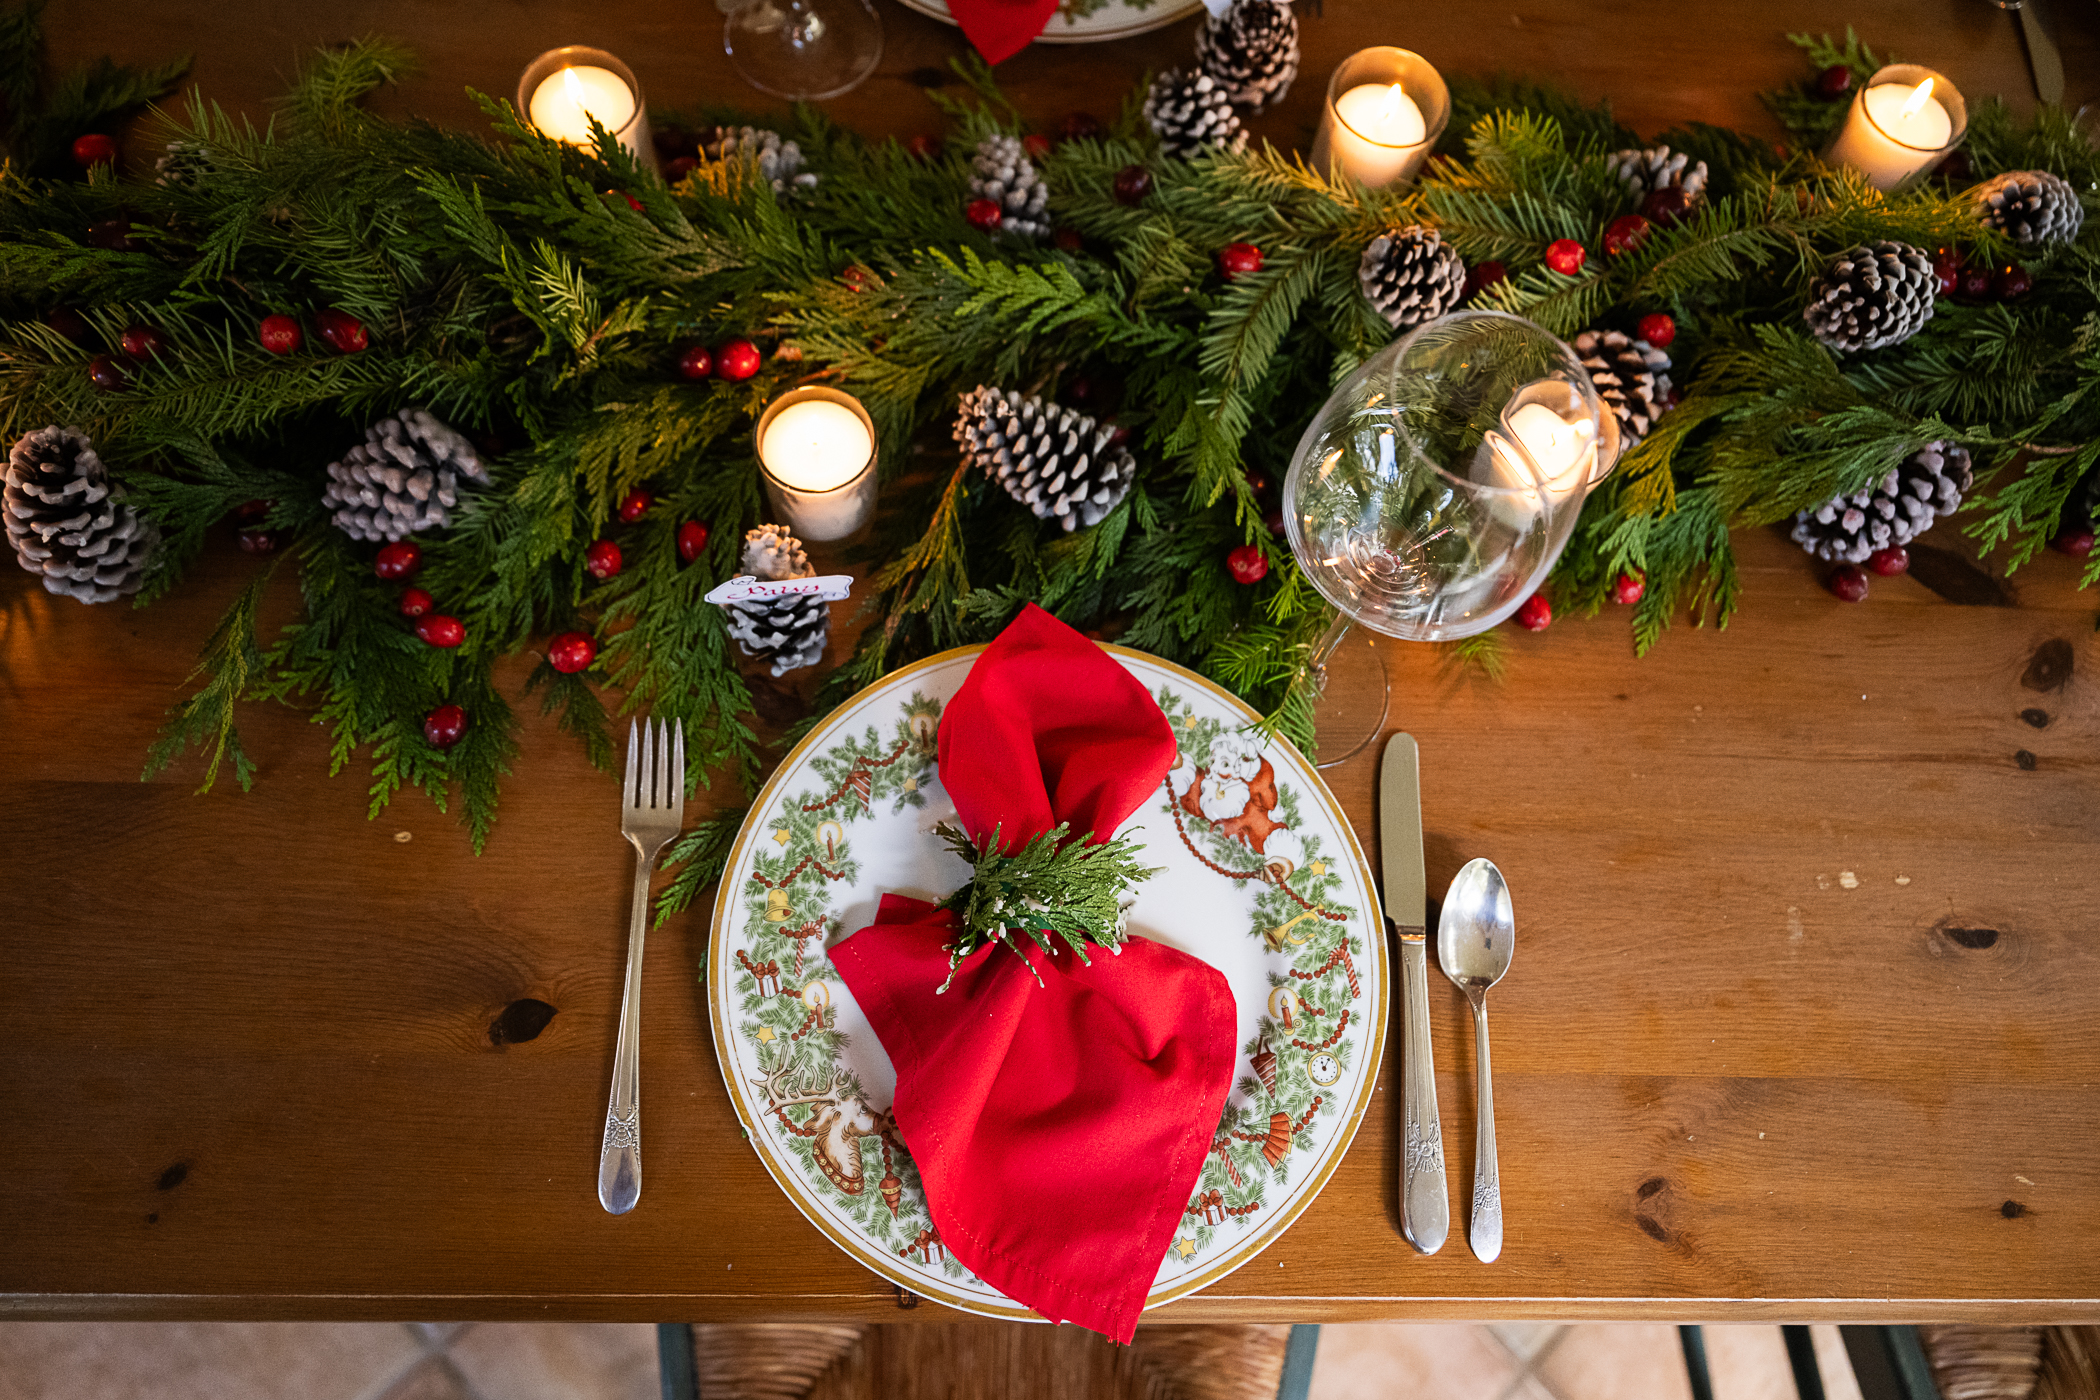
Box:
5, 0, 2098, 1325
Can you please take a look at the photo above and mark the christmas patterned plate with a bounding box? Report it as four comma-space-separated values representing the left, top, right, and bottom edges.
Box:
708, 643, 1387, 1320
893, 0, 1203, 45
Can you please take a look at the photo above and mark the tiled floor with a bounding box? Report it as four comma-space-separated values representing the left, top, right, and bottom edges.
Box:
0, 1319, 1858, 1399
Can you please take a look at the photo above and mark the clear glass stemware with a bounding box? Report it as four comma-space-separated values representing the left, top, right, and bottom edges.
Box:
723, 0, 884, 102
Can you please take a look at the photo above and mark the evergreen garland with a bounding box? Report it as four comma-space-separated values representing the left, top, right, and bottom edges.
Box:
3, 15, 2095, 914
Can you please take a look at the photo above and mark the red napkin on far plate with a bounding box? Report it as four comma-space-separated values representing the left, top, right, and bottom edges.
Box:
947, 0, 1061, 65
829, 604, 1238, 1342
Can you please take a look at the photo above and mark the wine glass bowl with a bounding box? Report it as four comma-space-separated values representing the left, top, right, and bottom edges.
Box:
724, 0, 884, 101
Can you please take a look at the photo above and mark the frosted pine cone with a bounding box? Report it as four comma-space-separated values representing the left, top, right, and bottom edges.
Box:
1573, 330, 1674, 449
320, 409, 490, 543
1143, 69, 1246, 160
968, 134, 1050, 239
1790, 443, 1974, 563
1609, 145, 1708, 201
3, 426, 157, 603
702, 126, 818, 194
1971, 170, 2083, 248
725, 525, 827, 675
1194, 0, 1300, 112
954, 386, 1135, 532
1358, 226, 1466, 331
1803, 242, 1937, 353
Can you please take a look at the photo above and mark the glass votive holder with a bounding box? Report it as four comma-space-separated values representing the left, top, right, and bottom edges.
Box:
754, 387, 879, 542
1823, 63, 1966, 193
517, 46, 658, 172
1308, 48, 1450, 189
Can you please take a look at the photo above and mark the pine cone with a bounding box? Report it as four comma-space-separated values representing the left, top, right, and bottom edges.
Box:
1194, 0, 1300, 112
1609, 145, 1708, 201
154, 140, 212, 187
702, 126, 818, 194
1573, 330, 1674, 449
1803, 241, 1937, 353
1790, 442, 1974, 563
1971, 170, 2084, 248
726, 524, 827, 676
954, 386, 1136, 532
3, 425, 156, 603
320, 408, 491, 543
968, 134, 1050, 239
1358, 226, 1466, 331
1143, 69, 1247, 160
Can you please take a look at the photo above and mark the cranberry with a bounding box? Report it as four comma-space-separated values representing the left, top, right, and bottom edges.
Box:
1827, 564, 1870, 602
1609, 572, 1646, 605
398, 586, 435, 618
1514, 595, 1552, 631
1866, 546, 1910, 576
1226, 544, 1268, 585
233, 499, 271, 524
1636, 312, 1676, 349
1463, 261, 1507, 301
1263, 505, 1287, 537
964, 197, 1003, 231
2051, 529, 2095, 557
1603, 214, 1652, 257
1053, 227, 1084, 253
86, 354, 132, 391
236, 528, 278, 555
664, 156, 697, 181
617, 489, 653, 523
416, 614, 466, 647
315, 308, 368, 353
119, 325, 166, 359
46, 307, 93, 347
1021, 133, 1052, 160
715, 338, 761, 381
258, 314, 302, 355
1816, 65, 1853, 99
1218, 242, 1263, 280
374, 541, 422, 580
71, 132, 117, 167
1957, 264, 1994, 302
1060, 112, 1105, 142
1112, 165, 1153, 206
677, 520, 711, 562
1640, 185, 1696, 229
1545, 239, 1587, 276
585, 539, 623, 579
1993, 263, 2033, 300
422, 704, 467, 748
1931, 247, 1962, 297
906, 134, 943, 161
547, 630, 597, 674
677, 344, 713, 380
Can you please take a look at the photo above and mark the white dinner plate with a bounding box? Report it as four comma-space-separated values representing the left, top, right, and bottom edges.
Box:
894, 0, 1205, 45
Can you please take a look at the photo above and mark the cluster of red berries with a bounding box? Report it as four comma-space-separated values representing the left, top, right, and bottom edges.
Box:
677, 336, 763, 383
258, 308, 369, 356
1931, 247, 2031, 303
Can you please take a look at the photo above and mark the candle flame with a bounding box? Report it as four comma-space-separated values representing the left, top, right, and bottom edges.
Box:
562, 66, 592, 119
1900, 77, 1934, 118
1380, 82, 1407, 121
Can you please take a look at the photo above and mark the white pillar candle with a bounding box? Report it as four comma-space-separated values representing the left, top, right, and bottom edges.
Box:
1309, 49, 1446, 189
1825, 66, 1965, 193
517, 48, 656, 169
755, 389, 880, 541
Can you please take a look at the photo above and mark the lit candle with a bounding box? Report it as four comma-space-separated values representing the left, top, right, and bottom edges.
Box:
1485, 394, 1599, 528
1825, 65, 1965, 192
755, 388, 880, 541
517, 48, 656, 168
1309, 49, 1447, 189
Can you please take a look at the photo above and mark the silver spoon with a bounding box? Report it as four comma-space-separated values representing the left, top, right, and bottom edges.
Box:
1437, 857, 1514, 1263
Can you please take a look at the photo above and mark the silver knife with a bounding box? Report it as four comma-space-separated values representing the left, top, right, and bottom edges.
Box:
1996, 0, 2064, 104
1380, 733, 1447, 1255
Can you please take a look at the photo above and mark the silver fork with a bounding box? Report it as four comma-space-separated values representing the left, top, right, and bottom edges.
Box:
598, 718, 685, 1216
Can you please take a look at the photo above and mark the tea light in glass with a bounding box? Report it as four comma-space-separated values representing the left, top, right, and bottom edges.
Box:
517, 47, 657, 171
1824, 64, 1966, 192
755, 387, 879, 541
1309, 48, 1450, 189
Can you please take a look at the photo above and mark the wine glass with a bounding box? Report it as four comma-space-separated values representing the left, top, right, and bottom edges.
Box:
723, 0, 884, 102
1281, 311, 1620, 764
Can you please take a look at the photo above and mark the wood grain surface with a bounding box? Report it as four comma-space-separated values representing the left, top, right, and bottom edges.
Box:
4, 0, 2099, 1325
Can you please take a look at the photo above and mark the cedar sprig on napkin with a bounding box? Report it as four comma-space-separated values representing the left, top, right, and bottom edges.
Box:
932, 821, 1161, 989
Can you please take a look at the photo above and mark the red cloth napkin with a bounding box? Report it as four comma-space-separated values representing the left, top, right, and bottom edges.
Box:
946, 0, 1061, 65
829, 605, 1238, 1342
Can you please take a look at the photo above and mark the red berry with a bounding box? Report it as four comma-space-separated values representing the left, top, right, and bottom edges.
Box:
1463, 260, 1507, 300
1053, 227, 1084, 253
233, 498, 271, 524
237, 528, 278, 555
665, 156, 697, 181
315, 307, 368, 354
1226, 544, 1269, 585
965, 197, 1003, 231
677, 344, 713, 381
1957, 264, 1994, 302
398, 586, 435, 618
1640, 185, 1696, 229
1545, 239, 1587, 276
374, 541, 422, 580
416, 614, 466, 647
1263, 505, 1286, 537
259, 314, 302, 355
1514, 594, 1552, 631
72, 132, 118, 167
1931, 247, 1962, 296
1609, 572, 1646, 605
714, 338, 761, 381
677, 520, 711, 562
1218, 242, 1263, 280
1993, 263, 2033, 300
1022, 133, 1053, 160
1603, 215, 1651, 257
547, 630, 597, 674
1827, 564, 1870, 602
1816, 65, 1854, 99
87, 354, 132, 391
616, 190, 643, 212
423, 704, 467, 748
1060, 112, 1105, 142
1636, 312, 1676, 349
46, 307, 93, 347
2051, 529, 2095, 557
906, 134, 943, 161
585, 539, 623, 579
118, 324, 165, 359
1866, 546, 1910, 576
617, 489, 652, 523
1113, 165, 1153, 206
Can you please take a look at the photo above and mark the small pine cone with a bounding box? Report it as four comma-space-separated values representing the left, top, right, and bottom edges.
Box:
1803, 241, 1937, 353
320, 408, 491, 543
1572, 330, 1674, 449
1357, 226, 1466, 331
701, 125, 819, 193
727, 524, 826, 675
968, 134, 1051, 239
3, 425, 157, 603
1971, 170, 2084, 248
1608, 145, 1708, 201
741, 522, 812, 582
1194, 0, 1300, 112
154, 140, 213, 187
954, 386, 1135, 532
1790, 442, 1974, 563
1143, 69, 1247, 160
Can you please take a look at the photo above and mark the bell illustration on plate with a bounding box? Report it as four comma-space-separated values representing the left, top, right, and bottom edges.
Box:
764, 887, 795, 923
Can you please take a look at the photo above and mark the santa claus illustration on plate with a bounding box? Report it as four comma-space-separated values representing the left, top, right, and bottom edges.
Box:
1167, 730, 1303, 882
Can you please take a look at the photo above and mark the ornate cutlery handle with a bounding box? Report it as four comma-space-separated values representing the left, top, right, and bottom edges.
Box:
1468, 990, 1502, 1263
598, 846, 653, 1215
1399, 937, 1448, 1255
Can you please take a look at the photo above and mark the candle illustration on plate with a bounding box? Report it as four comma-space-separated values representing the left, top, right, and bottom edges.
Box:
1824, 64, 1966, 192
1310, 48, 1449, 188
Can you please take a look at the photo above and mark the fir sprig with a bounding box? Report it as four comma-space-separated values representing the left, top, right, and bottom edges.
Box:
933, 821, 1162, 988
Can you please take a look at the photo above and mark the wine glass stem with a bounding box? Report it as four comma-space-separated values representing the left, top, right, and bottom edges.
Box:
1308, 613, 1354, 685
